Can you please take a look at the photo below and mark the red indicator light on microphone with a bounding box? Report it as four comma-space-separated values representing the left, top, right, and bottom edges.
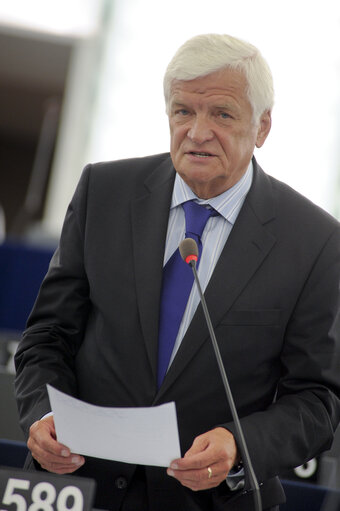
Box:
185, 254, 198, 265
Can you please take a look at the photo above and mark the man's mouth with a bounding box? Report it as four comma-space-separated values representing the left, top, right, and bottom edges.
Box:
188, 151, 214, 158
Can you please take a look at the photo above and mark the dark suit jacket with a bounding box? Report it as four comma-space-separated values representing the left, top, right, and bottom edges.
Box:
15, 153, 340, 510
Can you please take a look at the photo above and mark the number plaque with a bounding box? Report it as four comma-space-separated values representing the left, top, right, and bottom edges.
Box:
0, 467, 96, 511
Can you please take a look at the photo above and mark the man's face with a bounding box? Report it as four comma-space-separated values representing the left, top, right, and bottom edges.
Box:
168, 68, 271, 198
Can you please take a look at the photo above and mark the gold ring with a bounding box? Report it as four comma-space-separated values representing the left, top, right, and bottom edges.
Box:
207, 467, 212, 479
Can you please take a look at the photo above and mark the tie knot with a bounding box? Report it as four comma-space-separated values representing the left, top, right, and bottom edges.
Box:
182, 200, 218, 241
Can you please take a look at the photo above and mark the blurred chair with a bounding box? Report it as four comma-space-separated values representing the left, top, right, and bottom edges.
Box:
281, 479, 340, 511
0, 438, 28, 468
0, 240, 55, 333
0, 371, 24, 441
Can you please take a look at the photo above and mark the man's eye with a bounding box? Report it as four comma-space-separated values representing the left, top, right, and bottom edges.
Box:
176, 109, 189, 116
219, 112, 231, 119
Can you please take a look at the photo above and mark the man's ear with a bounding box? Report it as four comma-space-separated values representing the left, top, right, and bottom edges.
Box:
255, 111, 271, 148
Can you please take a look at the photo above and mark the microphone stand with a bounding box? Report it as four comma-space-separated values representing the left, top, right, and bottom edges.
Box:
190, 260, 262, 511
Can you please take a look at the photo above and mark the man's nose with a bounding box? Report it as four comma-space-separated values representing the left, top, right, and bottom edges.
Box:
187, 116, 214, 144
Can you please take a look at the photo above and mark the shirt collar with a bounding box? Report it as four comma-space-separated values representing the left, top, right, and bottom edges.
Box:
171, 160, 253, 225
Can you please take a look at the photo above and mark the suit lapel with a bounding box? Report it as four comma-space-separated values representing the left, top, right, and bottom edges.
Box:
156, 161, 277, 397
131, 156, 175, 382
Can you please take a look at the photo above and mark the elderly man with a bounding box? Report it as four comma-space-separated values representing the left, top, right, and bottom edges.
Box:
15, 34, 340, 511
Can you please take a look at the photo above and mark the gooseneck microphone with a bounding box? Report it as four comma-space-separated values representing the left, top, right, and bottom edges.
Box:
179, 238, 262, 511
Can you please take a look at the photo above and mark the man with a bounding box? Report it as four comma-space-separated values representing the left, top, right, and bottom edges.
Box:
15, 34, 340, 511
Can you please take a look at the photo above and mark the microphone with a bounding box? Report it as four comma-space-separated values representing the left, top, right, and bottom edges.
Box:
179, 238, 262, 511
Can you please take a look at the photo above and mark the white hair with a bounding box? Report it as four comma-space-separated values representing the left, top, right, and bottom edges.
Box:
164, 33, 274, 122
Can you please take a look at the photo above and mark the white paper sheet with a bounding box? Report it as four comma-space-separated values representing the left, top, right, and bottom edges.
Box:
47, 385, 181, 467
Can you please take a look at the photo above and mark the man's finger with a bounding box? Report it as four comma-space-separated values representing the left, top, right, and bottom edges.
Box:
167, 427, 238, 491
28, 416, 85, 474
29, 417, 70, 457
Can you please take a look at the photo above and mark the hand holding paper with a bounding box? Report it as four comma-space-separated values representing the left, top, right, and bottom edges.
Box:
47, 385, 181, 467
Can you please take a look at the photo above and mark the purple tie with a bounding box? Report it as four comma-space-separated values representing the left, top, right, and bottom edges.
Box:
157, 201, 218, 387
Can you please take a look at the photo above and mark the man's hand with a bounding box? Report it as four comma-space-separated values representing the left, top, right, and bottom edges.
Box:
27, 416, 85, 474
167, 427, 238, 491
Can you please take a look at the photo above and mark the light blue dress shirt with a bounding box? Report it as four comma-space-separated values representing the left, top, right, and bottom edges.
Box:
165, 160, 253, 368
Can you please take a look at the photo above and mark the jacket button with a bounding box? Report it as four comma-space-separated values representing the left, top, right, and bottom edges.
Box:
115, 476, 128, 490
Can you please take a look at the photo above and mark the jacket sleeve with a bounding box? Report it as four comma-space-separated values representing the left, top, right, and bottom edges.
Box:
14, 165, 92, 437
225, 224, 340, 484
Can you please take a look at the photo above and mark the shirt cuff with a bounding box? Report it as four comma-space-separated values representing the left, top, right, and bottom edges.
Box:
41, 411, 53, 420
226, 466, 245, 491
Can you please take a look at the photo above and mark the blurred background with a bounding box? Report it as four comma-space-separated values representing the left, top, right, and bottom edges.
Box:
0, 0, 339, 241
0, 0, 340, 505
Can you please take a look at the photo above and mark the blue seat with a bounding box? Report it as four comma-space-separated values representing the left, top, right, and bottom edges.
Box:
0, 438, 28, 468
0, 240, 55, 332
281, 479, 340, 511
